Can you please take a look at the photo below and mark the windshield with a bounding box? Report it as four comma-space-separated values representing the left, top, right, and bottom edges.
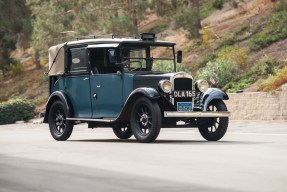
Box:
121, 46, 175, 72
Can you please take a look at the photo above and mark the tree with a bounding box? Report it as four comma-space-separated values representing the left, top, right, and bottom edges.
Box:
174, 0, 202, 39
27, 0, 73, 56
127, 0, 138, 35
0, 0, 31, 76
190, 0, 202, 39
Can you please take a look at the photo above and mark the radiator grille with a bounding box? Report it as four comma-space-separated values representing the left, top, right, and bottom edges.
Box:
173, 78, 193, 108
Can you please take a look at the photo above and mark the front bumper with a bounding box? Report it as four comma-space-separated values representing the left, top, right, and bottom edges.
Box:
164, 111, 230, 118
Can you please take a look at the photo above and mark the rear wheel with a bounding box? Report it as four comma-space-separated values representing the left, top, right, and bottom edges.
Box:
130, 97, 162, 143
198, 100, 229, 141
112, 124, 133, 139
48, 101, 74, 141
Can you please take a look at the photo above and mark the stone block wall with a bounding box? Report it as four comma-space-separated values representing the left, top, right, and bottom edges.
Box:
225, 90, 287, 120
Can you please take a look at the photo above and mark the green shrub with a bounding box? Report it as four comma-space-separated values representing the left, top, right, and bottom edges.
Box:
40, 75, 49, 84
224, 55, 276, 92
194, 51, 218, 69
147, 22, 168, 34
0, 99, 35, 125
213, 0, 224, 10
197, 58, 236, 88
152, 60, 176, 72
231, 0, 238, 8
250, 7, 287, 51
10, 64, 24, 77
260, 56, 275, 75
218, 46, 249, 67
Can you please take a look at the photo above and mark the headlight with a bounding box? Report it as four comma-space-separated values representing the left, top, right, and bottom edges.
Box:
196, 80, 209, 93
158, 80, 172, 93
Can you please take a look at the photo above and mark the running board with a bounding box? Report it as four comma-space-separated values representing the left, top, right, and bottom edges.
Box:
66, 118, 116, 123
164, 111, 230, 118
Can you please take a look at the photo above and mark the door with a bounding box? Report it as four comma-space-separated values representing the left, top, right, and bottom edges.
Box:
88, 47, 123, 118
64, 47, 92, 118
90, 74, 123, 118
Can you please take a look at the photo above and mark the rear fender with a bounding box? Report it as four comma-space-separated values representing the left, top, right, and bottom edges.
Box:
43, 91, 73, 123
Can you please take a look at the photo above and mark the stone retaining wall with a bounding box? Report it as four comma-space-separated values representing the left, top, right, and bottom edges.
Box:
225, 90, 287, 120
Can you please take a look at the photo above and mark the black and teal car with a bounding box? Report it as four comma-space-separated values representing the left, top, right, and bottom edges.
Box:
44, 33, 230, 143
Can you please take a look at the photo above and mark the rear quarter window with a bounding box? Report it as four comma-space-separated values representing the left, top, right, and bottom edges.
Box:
69, 48, 87, 73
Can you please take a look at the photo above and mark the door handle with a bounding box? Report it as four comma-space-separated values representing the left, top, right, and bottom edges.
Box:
83, 77, 89, 81
93, 93, 97, 99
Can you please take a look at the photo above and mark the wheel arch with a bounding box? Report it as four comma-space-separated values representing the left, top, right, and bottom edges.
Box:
202, 88, 229, 111
116, 87, 160, 123
43, 91, 74, 123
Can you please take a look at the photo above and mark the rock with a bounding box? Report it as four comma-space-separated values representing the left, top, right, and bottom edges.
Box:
15, 121, 25, 124
282, 84, 287, 91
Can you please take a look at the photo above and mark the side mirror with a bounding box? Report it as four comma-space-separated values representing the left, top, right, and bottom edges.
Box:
177, 50, 182, 63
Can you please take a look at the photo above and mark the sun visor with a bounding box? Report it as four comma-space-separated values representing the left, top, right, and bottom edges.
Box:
48, 43, 65, 76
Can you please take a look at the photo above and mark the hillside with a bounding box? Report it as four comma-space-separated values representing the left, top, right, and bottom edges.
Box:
0, 0, 286, 115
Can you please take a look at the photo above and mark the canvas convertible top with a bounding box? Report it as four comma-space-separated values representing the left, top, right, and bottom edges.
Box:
48, 38, 175, 76
48, 43, 65, 76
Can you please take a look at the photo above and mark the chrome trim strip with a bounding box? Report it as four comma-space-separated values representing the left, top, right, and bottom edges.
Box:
164, 111, 230, 118
66, 118, 116, 122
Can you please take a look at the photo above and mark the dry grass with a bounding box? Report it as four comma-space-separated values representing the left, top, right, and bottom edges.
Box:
259, 65, 287, 91
0, 66, 48, 103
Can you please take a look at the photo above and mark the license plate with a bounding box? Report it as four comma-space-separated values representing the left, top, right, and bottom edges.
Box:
174, 91, 193, 98
177, 102, 193, 112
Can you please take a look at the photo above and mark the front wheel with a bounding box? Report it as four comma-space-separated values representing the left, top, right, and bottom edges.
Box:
48, 101, 74, 141
198, 100, 229, 141
130, 97, 162, 143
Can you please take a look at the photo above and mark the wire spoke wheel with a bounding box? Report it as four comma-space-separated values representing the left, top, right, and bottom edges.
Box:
112, 124, 133, 139
54, 109, 66, 134
198, 100, 229, 141
131, 97, 161, 143
136, 104, 152, 136
48, 101, 74, 141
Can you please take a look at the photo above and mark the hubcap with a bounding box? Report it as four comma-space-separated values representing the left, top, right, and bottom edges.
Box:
56, 114, 64, 126
140, 114, 149, 126
54, 108, 66, 134
136, 104, 152, 136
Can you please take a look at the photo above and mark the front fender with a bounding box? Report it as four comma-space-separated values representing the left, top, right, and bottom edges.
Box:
116, 87, 160, 123
43, 91, 73, 123
202, 88, 229, 111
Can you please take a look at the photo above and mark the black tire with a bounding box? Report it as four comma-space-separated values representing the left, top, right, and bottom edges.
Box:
198, 100, 229, 141
130, 97, 162, 143
112, 124, 133, 139
48, 100, 74, 141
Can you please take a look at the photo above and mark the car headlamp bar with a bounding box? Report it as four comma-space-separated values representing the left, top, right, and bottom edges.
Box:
141, 33, 156, 41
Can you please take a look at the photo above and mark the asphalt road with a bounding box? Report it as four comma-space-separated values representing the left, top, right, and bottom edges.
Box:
0, 121, 287, 192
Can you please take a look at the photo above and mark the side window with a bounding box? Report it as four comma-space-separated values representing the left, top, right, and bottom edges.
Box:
69, 48, 87, 73
108, 49, 116, 63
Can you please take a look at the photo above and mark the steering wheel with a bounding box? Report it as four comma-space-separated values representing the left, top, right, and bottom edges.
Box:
129, 60, 142, 71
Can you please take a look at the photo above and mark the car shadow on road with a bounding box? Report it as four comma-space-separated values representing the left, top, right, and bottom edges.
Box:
68, 139, 266, 145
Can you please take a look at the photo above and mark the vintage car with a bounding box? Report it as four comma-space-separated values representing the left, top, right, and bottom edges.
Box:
44, 33, 230, 143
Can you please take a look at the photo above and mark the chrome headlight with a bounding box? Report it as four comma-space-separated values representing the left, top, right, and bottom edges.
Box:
196, 80, 209, 93
158, 80, 172, 93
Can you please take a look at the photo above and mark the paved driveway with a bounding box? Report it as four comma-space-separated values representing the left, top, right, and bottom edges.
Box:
0, 121, 287, 192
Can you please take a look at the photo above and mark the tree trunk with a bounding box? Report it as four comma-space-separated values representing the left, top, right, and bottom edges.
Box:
127, 0, 138, 35
35, 50, 41, 70
190, 0, 201, 39
171, 0, 177, 10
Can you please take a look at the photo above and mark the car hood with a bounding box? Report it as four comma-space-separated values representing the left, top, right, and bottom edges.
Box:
132, 72, 177, 89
